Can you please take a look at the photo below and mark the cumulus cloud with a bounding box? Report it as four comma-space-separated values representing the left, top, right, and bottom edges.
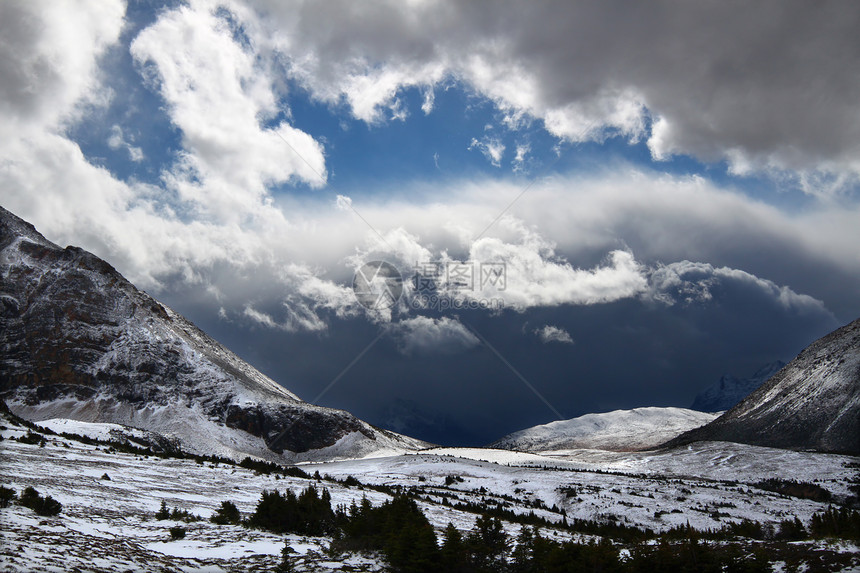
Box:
468, 224, 648, 308
0, 1, 850, 342
241, 0, 860, 180
535, 325, 574, 345
130, 1, 326, 221
648, 261, 832, 318
0, 0, 125, 138
387, 316, 480, 355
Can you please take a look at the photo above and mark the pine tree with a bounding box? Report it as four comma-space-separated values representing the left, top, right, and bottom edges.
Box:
467, 515, 508, 572
440, 523, 470, 573
155, 500, 170, 520
511, 526, 535, 573
210, 500, 241, 525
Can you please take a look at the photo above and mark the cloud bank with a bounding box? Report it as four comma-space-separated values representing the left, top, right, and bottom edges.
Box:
0, 0, 853, 358
247, 0, 860, 180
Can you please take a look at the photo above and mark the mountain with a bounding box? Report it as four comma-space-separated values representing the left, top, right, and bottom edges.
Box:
0, 205, 428, 461
667, 318, 860, 454
690, 361, 786, 412
488, 407, 718, 452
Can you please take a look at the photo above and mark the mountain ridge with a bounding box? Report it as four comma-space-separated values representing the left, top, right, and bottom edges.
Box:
0, 205, 429, 461
690, 361, 786, 413
666, 317, 860, 454
489, 406, 719, 453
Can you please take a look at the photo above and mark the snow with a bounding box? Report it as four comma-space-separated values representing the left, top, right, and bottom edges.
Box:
2, 211, 431, 466
490, 407, 719, 452
36, 418, 156, 443
1, 412, 858, 572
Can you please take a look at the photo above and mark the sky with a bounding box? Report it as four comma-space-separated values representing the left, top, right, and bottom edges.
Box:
2, 0, 859, 446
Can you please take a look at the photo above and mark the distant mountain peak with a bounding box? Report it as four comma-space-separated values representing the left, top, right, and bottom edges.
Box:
691, 360, 786, 413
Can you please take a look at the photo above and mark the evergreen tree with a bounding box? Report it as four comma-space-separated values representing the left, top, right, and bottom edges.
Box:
440, 523, 470, 573
511, 526, 536, 573
467, 515, 508, 572
210, 500, 241, 525
155, 500, 170, 520
247, 486, 336, 536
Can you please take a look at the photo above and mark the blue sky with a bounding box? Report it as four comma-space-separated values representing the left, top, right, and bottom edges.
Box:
2, 0, 859, 444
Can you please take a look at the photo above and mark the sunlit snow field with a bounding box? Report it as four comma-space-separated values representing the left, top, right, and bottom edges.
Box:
1, 416, 857, 572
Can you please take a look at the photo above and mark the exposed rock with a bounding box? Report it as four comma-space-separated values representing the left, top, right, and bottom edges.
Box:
666, 318, 860, 454
0, 205, 428, 461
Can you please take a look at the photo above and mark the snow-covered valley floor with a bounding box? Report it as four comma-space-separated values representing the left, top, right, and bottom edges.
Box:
1, 415, 858, 572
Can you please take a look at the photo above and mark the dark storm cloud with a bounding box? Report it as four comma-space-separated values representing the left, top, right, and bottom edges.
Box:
169, 255, 839, 446
251, 0, 860, 174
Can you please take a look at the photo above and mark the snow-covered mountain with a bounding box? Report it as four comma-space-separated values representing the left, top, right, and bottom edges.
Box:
0, 205, 429, 461
489, 407, 719, 452
668, 317, 860, 454
690, 361, 786, 413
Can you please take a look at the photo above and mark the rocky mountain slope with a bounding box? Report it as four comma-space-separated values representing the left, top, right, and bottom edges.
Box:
0, 205, 428, 461
489, 407, 718, 452
690, 361, 785, 413
667, 318, 860, 454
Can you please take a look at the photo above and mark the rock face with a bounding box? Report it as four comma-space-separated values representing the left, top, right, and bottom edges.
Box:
667, 318, 860, 454
690, 361, 786, 413
489, 407, 719, 452
0, 205, 428, 461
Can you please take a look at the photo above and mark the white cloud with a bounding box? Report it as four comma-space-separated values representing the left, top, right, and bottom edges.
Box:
107, 125, 144, 162
130, 0, 326, 222
0, 0, 125, 139
241, 0, 860, 180
335, 195, 353, 211
243, 305, 278, 329
512, 144, 530, 173
469, 136, 505, 167
468, 222, 648, 308
387, 316, 479, 355
0, 2, 849, 339
535, 325, 574, 345
648, 261, 832, 318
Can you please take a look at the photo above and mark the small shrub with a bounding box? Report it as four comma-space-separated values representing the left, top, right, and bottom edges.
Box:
169, 526, 186, 540
19, 486, 62, 516
754, 478, 832, 502
37, 496, 62, 517
170, 507, 200, 522
18, 432, 42, 445
0, 486, 16, 508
